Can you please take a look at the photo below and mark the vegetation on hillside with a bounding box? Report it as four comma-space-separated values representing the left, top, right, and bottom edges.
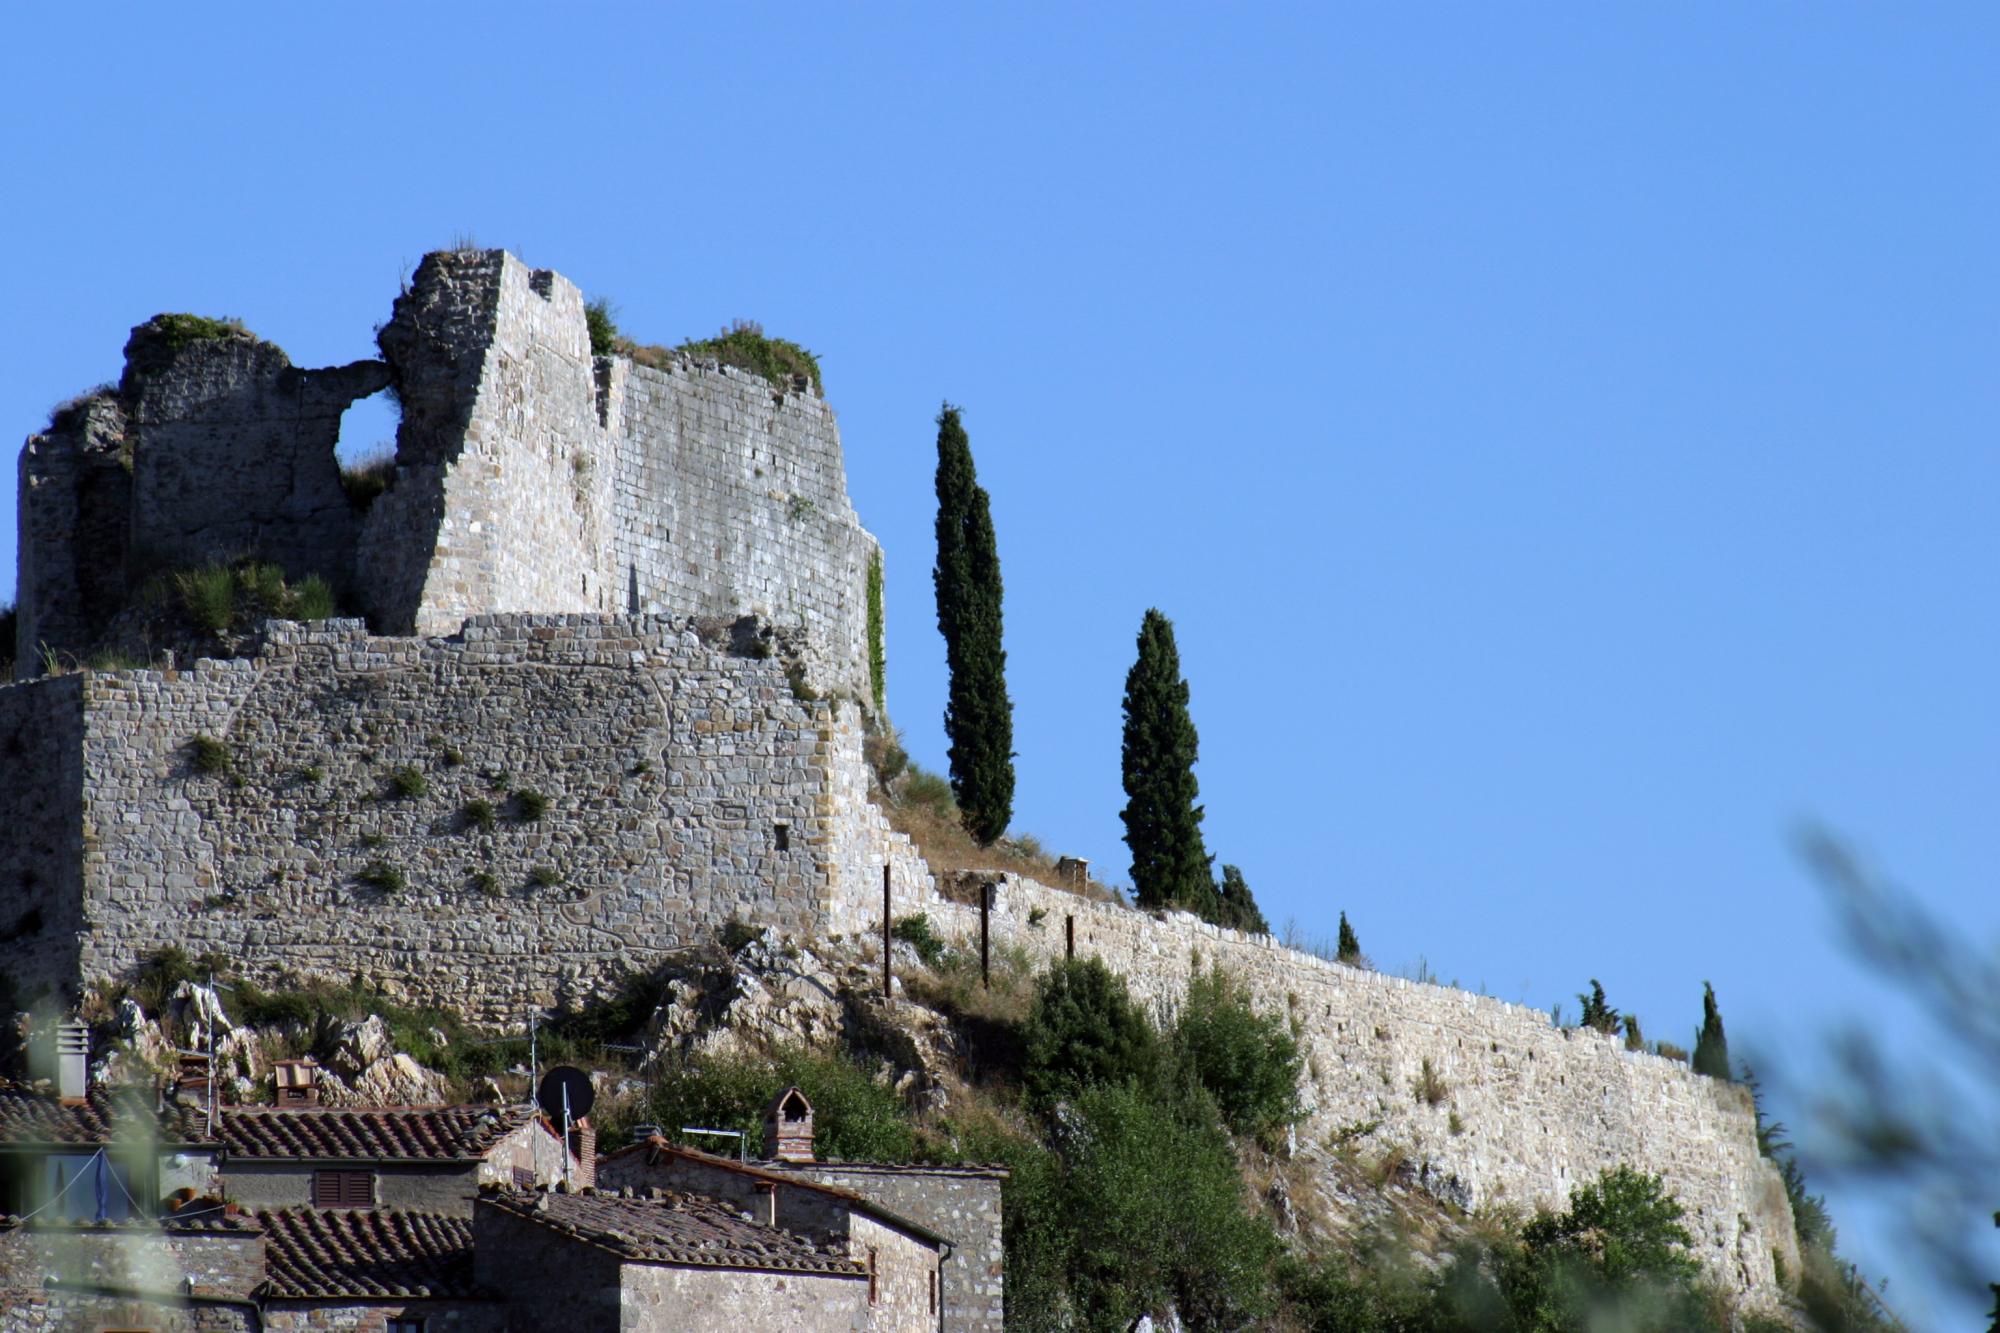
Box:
932, 402, 1014, 846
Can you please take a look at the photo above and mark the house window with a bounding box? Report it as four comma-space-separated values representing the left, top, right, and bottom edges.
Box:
930, 1266, 939, 1313
310, 1169, 375, 1207
867, 1247, 878, 1304
774, 822, 790, 851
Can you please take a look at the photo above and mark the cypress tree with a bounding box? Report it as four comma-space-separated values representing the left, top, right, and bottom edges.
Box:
1120, 609, 1211, 911
931, 403, 1013, 845
1692, 981, 1731, 1080
1336, 912, 1362, 965
1215, 865, 1268, 935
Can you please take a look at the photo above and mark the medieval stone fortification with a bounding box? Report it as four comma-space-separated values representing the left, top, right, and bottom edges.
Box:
2, 250, 1796, 1305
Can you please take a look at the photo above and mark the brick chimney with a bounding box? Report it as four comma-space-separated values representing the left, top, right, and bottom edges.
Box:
762, 1086, 814, 1163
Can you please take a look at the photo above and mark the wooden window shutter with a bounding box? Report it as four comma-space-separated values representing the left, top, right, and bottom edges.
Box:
312, 1170, 376, 1207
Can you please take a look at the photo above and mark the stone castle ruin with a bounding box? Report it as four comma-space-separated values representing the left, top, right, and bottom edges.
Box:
2, 250, 1798, 1305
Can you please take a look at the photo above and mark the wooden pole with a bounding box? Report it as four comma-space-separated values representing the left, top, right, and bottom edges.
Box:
1065, 914, 1075, 961
980, 882, 991, 990
881, 864, 892, 999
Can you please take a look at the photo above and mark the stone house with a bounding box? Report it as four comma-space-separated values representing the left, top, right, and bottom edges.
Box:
596, 1088, 1005, 1332
474, 1186, 900, 1332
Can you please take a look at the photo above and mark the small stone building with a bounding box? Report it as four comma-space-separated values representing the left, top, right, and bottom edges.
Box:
476, 1186, 905, 1332
596, 1088, 1005, 1331
256, 1206, 498, 1332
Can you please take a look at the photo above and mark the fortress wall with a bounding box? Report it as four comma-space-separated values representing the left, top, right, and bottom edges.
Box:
54, 616, 842, 1025
820, 705, 936, 936
901, 873, 1798, 1305
355, 251, 880, 704
608, 355, 881, 705
0, 673, 86, 1002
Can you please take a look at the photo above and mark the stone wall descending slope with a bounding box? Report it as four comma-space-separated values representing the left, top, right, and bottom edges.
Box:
888, 871, 1800, 1310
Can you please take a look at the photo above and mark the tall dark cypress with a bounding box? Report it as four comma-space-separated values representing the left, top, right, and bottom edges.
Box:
1120, 608, 1212, 911
932, 403, 1013, 846
1336, 912, 1362, 965
1692, 981, 1731, 1080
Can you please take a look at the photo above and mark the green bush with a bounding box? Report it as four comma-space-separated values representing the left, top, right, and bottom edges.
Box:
643, 1045, 916, 1164
387, 765, 427, 799
172, 559, 338, 636
674, 320, 821, 394
584, 298, 619, 357
141, 313, 247, 353
460, 799, 496, 831
528, 865, 562, 889
891, 914, 949, 968
1577, 979, 1621, 1035
1171, 966, 1302, 1140
511, 788, 549, 822
865, 549, 886, 713
1021, 958, 1158, 1111
1042, 1083, 1278, 1330
187, 735, 232, 776
340, 449, 395, 508
355, 861, 405, 895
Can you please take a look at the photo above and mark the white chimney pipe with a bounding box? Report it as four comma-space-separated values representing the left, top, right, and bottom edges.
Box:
56, 1021, 89, 1103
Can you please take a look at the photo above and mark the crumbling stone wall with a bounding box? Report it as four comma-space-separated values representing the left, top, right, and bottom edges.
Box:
895, 872, 1799, 1309
12, 325, 388, 676
357, 250, 882, 703
16, 250, 883, 704
121, 327, 388, 590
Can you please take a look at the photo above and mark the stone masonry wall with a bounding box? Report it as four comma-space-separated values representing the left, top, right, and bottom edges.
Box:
0, 673, 85, 1003
357, 251, 882, 705
0, 615, 857, 1022
884, 871, 1798, 1308
17, 249, 883, 706
793, 1163, 1005, 1333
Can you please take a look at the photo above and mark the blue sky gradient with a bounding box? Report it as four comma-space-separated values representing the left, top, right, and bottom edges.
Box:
3, 5, 1994, 1321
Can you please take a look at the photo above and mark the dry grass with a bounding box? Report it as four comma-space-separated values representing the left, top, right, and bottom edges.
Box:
879, 764, 1124, 905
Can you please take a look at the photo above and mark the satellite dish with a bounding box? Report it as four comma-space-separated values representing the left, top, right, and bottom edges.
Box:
537, 1066, 596, 1122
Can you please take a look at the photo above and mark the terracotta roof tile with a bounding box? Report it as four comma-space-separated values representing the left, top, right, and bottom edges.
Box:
258, 1208, 476, 1299
481, 1188, 866, 1277
0, 1082, 209, 1146
220, 1105, 535, 1161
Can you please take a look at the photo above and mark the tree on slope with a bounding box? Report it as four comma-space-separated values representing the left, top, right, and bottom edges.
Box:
1120, 608, 1213, 913
931, 402, 1013, 845
1692, 981, 1731, 1080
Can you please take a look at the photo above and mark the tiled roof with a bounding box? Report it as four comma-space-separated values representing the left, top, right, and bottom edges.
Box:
220, 1105, 536, 1161
258, 1208, 477, 1299
0, 1082, 210, 1147
481, 1188, 866, 1277
604, 1139, 949, 1247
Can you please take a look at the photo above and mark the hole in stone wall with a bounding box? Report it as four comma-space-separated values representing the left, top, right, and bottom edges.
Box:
774, 823, 790, 852
335, 388, 401, 509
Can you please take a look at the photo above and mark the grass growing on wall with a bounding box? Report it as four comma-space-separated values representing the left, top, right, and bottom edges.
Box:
866, 548, 886, 714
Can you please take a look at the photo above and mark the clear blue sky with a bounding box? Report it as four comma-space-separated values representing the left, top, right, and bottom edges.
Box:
3, 5, 1994, 1321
